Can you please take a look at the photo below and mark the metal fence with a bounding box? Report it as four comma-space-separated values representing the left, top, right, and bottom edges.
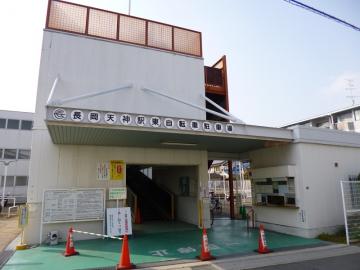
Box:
46, 0, 202, 57
341, 180, 360, 244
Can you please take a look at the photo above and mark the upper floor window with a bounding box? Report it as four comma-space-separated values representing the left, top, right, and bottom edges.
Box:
21, 120, 33, 130
7, 119, 20, 129
3, 149, 17, 159
15, 176, 28, 186
18, 149, 31, 159
0, 118, 5, 128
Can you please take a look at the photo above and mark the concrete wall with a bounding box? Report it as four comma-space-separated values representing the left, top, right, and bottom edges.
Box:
25, 128, 208, 244
249, 144, 308, 236
153, 166, 199, 224
249, 127, 360, 238
35, 30, 206, 132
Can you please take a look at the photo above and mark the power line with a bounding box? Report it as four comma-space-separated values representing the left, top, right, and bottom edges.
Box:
283, 0, 360, 32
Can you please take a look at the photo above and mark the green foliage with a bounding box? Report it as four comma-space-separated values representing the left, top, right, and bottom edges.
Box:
317, 229, 346, 243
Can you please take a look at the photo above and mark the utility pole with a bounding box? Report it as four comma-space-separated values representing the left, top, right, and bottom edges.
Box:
345, 79, 359, 106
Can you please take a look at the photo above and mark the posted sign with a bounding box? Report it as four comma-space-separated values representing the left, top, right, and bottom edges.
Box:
106, 207, 132, 236
97, 160, 126, 181
110, 160, 125, 180
18, 205, 29, 228
109, 187, 127, 200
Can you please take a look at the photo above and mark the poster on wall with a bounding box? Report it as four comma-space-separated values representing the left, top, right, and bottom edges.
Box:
97, 160, 126, 181
110, 160, 125, 181
106, 207, 132, 236
97, 162, 110, 180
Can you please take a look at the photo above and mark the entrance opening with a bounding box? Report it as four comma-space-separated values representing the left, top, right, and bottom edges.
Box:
126, 165, 199, 234
208, 160, 252, 222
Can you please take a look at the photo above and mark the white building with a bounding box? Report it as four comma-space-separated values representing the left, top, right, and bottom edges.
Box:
283, 104, 360, 132
24, 0, 360, 244
0, 110, 33, 204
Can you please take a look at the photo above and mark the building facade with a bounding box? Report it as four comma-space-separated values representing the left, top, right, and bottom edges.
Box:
24, 0, 360, 244
0, 110, 33, 204
283, 104, 360, 132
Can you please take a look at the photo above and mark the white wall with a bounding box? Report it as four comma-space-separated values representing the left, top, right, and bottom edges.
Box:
299, 143, 360, 232
249, 128, 360, 238
34, 30, 206, 132
249, 144, 307, 235
153, 166, 199, 224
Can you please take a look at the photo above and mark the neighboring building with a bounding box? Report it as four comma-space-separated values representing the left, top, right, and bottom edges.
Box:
24, 0, 360, 245
283, 104, 360, 132
0, 110, 33, 203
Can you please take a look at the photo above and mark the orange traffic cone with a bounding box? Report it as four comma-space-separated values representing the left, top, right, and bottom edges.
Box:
256, 224, 272, 254
134, 207, 142, 224
63, 227, 79, 257
197, 228, 215, 261
116, 235, 135, 269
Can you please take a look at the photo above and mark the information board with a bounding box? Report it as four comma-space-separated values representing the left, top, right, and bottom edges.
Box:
106, 207, 132, 236
42, 189, 105, 223
109, 187, 127, 200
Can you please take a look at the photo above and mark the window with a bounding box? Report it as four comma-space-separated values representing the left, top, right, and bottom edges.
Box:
7, 119, 19, 129
21, 120, 33, 130
18, 149, 31, 159
4, 149, 17, 159
0, 176, 15, 187
0, 118, 5, 128
0, 149, 3, 159
15, 176, 28, 186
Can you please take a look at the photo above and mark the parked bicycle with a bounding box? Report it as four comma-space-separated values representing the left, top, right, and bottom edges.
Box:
210, 193, 222, 226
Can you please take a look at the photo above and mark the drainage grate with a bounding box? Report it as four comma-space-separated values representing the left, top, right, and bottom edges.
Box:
0, 250, 15, 269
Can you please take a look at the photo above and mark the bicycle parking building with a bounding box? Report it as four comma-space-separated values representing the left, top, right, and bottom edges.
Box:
12, 1, 360, 267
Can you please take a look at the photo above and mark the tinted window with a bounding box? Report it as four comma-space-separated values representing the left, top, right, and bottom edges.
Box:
0, 118, 5, 128
7, 119, 19, 129
3, 176, 15, 187
21, 120, 33, 130
4, 149, 17, 159
15, 176, 28, 186
18, 149, 31, 159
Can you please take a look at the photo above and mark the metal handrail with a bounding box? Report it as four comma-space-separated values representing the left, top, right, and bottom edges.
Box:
126, 187, 138, 222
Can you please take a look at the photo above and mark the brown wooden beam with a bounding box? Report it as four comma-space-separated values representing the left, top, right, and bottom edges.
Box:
228, 160, 235, 219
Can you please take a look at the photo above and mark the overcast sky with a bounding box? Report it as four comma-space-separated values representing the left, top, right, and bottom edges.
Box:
0, 0, 359, 127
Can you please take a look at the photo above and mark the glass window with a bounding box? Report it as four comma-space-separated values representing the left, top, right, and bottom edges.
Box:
0, 149, 3, 159
1, 176, 15, 187
7, 119, 19, 129
21, 120, 33, 130
0, 118, 6, 128
15, 176, 28, 186
18, 149, 31, 159
4, 149, 17, 159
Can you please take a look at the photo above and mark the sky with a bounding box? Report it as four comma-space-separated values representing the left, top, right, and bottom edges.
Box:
0, 0, 359, 127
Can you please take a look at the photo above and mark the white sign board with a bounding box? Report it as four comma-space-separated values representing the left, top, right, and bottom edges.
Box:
43, 189, 105, 223
109, 187, 127, 200
106, 207, 132, 236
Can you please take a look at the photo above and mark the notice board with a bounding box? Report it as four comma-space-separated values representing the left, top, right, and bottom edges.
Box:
42, 189, 105, 223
